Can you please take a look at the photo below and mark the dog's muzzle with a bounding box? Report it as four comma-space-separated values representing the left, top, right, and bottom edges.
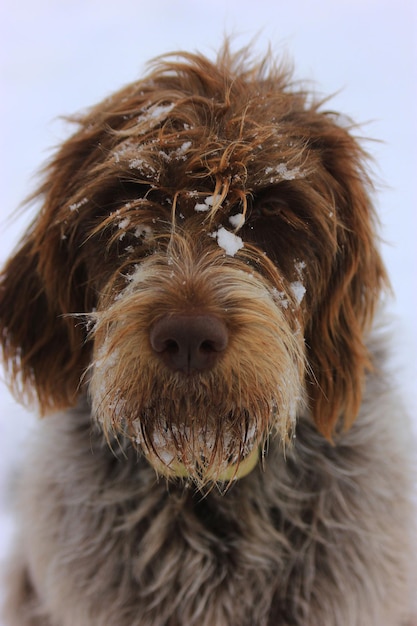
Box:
147, 312, 259, 481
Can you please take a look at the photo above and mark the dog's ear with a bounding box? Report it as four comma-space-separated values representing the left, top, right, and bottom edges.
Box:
304, 119, 389, 438
0, 122, 106, 413
0, 226, 91, 413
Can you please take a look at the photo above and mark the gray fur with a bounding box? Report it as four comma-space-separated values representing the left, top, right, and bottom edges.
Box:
3, 336, 416, 625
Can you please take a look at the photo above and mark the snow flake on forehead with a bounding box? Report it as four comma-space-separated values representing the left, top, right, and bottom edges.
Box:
294, 260, 306, 275
264, 162, 305, 184
133, 224, 153, 240
112, 263, 145, 299
290, 260, 307, 305
115, 210, 153, 244
176, 140, 192, 156
113, 138, 158, 177
118, 217, 131, 231
68, 197, 89, 212
128, 158, 157, 176
158, 140, 192, 164
290, 281, 306, 305
210, 226, 244, 257
136, 102, 176, 132
194, 194, 223, 213
270, 288, 290, 310
113, 138, 136, 163
228, 212, 245, 229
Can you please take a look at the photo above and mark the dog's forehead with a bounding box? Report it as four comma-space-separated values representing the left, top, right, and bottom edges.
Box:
86, 57, 321, 208
109, 97, 310, 193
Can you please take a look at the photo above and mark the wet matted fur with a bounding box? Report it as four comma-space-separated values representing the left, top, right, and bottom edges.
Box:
0, 44, 416, 625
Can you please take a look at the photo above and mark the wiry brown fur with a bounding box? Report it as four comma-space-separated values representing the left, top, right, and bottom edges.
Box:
0, 44, 415, 625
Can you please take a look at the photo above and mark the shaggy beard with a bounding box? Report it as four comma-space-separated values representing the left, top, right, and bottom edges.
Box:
90, 335, 304, 487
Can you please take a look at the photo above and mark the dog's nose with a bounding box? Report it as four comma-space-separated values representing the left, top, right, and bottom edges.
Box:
149, 314, 228, 373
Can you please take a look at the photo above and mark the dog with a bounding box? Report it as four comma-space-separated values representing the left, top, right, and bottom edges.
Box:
0, 44, 415, 626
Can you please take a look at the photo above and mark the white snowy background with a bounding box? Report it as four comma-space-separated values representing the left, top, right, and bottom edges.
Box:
0, 0, 416, 615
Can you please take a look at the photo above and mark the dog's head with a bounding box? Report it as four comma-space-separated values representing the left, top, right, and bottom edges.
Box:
0, 46, 387, 484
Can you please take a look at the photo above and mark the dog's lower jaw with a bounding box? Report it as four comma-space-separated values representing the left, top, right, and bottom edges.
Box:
143, 441, 261, 483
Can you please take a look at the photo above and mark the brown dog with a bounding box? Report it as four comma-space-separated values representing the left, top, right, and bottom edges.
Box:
0, 44, 415, 625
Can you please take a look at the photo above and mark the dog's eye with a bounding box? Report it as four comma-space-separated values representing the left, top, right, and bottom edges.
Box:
257, 199, 289, 218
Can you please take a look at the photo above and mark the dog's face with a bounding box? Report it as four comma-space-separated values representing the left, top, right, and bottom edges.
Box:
0, 47, 387, 485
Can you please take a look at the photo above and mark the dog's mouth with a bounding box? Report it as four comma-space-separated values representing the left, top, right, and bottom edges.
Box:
143, 444, 261, 483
